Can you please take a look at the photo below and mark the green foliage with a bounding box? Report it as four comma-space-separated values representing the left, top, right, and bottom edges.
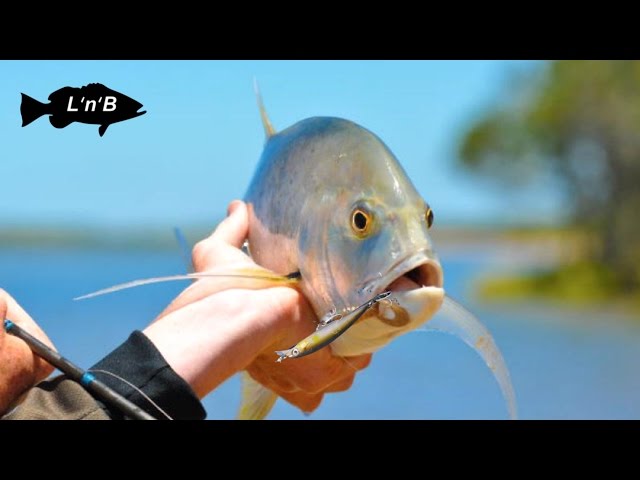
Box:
479, 261, 624, 305
459, 61, 640, 294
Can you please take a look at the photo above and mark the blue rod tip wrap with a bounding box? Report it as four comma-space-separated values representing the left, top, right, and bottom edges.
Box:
3, 319, 14, 331
80, 372, 96, 387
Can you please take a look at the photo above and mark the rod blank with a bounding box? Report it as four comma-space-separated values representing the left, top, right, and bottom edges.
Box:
3, 319, 155, 420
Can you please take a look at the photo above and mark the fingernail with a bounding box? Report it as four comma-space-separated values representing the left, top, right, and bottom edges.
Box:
227, 200, 242, 216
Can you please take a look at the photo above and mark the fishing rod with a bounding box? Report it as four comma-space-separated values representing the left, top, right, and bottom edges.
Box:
3, 319, 156, 420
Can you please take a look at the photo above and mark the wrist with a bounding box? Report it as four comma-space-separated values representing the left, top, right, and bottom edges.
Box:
142, 289, 281, 398
90, 331, 206, 420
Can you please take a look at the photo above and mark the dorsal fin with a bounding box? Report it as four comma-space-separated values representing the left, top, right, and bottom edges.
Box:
253, 78, 276, 138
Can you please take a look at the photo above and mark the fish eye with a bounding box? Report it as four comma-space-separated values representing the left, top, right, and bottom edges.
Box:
425, 207, 434, 229
351, 208, 372, 236
292, 348, 299, 356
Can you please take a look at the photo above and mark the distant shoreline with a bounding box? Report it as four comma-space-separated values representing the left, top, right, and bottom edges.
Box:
4, 224, 634, 313
0, 226, 216, 251
0, 224, 578, 255
0, 224, 574, 252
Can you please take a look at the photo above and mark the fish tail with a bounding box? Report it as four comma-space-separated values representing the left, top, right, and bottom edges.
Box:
253, 78, 276, 138
237, 371, 278, 420
274, 350, 288, 362
20, 93, 49, 127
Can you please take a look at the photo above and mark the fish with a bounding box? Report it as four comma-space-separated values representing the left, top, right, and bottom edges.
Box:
275, 292, 393, 362
20, 83, 146, 137
77, 85, 517, 420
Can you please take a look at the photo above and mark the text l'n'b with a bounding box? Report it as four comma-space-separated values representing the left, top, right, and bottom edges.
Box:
67, 96, 117, 112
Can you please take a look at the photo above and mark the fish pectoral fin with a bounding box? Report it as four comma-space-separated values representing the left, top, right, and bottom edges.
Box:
98, 124, 109, 136
74, 265, 299, 300
173, 227, 195, 273
237, 371, 278, 420
419, 295, 518, 420
49, 115, 73, 129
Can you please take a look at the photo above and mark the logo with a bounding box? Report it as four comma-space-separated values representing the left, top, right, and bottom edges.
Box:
20, 83, 146, 137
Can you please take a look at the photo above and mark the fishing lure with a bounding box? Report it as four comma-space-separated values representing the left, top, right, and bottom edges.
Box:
275, 291, 392, 362
316, 308, 341, 330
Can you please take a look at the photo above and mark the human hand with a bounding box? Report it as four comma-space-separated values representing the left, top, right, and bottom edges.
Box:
143, 200, 371, 413
0, 289, 55, 414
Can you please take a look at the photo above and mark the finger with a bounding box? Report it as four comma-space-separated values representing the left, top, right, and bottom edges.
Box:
341, 354, 373, 372
278, 390, 324, 414
191, 203, 250, 272
291, 354, 373, 398
324, 374, 355, 393
0, 290, 55, 395
211, 200, 249, 248
191, 241, 250, 273
0, 289, 55, 352
274, 349, 357, 395
157, 266, 293, 322
227, 199, 243, 216
245, 368, 323, 414
247, 363, 298, 394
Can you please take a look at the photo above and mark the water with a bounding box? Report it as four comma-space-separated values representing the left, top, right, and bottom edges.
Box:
2, 246, 639, 419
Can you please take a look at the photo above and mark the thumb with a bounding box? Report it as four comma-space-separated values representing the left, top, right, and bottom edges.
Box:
191, 200, 251, 272
210, 199, 249, 249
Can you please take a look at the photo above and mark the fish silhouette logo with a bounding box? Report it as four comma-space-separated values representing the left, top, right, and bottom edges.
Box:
20, 83, 146, 137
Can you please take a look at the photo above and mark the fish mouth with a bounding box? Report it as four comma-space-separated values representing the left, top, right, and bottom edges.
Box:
357, 249, 444, 328
362, 249, 444, 296
385, 257, 443, 293
330, 251, 445, 356
130, 100, 146, 117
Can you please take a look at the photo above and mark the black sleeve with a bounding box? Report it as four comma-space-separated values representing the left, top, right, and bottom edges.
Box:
90, 331, 206, 420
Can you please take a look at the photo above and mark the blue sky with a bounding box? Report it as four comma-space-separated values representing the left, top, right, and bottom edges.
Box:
0, 60, 566, 229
